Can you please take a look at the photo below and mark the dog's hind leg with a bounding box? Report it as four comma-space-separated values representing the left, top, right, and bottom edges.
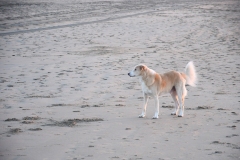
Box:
139, 93, 149, 118
177, 84, 187, 117
170, 89, 179, 115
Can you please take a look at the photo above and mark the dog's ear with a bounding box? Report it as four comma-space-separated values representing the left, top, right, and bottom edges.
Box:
140, 65, 146, 71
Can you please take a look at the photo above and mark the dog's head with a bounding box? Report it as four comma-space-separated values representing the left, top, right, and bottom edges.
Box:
128, 64, 147, 77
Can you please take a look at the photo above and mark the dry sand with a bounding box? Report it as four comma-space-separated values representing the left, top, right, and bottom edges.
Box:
0, 0, 240, 159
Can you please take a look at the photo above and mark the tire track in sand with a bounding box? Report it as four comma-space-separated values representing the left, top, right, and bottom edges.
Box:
0, 10, 156, 36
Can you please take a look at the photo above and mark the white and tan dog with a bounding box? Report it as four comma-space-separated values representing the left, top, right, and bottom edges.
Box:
128, 61, 197, 119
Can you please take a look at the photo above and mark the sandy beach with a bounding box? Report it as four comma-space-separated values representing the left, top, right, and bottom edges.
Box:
0, 0, 240, 159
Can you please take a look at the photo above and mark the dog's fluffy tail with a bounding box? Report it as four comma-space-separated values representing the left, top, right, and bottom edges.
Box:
185, 61, 197, 87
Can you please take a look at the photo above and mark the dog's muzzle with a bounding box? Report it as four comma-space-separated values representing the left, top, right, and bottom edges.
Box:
128, 73, 134, 77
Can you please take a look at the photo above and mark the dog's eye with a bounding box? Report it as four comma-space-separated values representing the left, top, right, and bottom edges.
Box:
134, 69, 137, 71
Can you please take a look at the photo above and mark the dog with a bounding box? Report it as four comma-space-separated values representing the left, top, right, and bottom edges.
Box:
128, 61, 197, 119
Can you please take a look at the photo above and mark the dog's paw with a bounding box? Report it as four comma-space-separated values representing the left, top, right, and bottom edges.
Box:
178, 111, 184, 117
171, 112, 176, 115
152, 113, 159, 119
152, 116, 159, 119
138, 114, 145, 118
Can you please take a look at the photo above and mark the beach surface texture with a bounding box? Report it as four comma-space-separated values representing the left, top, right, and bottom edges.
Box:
0, 0, 239, 159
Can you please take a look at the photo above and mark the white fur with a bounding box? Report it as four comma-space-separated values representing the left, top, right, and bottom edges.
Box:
185, 61, 197, 87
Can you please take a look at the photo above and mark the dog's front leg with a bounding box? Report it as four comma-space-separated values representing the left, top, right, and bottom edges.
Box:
153, 95, 159, 119
139, 93, 148, 118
